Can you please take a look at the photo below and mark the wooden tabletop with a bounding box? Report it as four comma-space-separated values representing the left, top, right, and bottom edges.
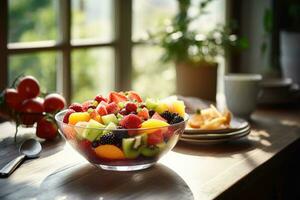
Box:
0, 106, 300, 200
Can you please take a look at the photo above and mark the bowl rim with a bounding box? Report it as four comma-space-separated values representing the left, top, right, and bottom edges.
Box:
55, 109, 188, 131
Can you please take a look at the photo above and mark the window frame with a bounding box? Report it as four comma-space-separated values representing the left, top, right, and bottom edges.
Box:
0, 0, 133, 103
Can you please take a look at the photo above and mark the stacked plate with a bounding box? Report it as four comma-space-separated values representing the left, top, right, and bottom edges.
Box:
180, 117, 250, 144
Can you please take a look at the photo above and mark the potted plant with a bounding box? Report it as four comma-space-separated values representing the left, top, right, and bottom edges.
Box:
153, 0, 246, 101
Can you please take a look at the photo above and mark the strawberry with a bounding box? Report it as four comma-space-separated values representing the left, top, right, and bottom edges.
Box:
106, 102, 119, 114
82, 100, 94, 111
151, 112, 167, 122
63, 109, 76, 123
69, 103, 84, 112
138, 107, 149, 120
125, 102, 138, 113
108, 91, 128, 104
119, 114, 142, 129
94, 94, 108, 103
96, 104, 108, 116
148, 130, 164, 145
127, 91, 143, 103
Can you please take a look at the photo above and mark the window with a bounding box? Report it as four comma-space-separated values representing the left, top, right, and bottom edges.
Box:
0, 0, 226, 102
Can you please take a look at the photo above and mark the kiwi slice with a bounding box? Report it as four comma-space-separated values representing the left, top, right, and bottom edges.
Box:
122, 136, 142, 159
141, 142, 166, 157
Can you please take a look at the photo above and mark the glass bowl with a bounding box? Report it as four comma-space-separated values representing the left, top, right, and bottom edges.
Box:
55, 110, 187, 171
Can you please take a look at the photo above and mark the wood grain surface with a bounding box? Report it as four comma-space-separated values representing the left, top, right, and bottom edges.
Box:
0, 104, 299, 200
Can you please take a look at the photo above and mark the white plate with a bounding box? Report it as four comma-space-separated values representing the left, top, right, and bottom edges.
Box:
185, 116, 249, 134
182, 126, 251, 140
179, 129, 250, 145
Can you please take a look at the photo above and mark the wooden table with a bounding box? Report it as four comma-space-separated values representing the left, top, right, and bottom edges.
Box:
0, 107, 300, 200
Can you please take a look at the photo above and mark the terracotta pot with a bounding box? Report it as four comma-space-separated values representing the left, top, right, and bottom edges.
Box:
176, 62, 218, 102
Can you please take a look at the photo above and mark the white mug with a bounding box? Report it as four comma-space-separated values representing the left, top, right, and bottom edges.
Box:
224, 74, 262, 119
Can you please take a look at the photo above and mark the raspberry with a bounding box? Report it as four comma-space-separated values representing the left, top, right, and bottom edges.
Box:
170, 115, 184, 124
119, 114, 142, 129
63, 109, 75, 123
69, 103, 84, 112
125, 102, 138, 113
161, 111, 177, 123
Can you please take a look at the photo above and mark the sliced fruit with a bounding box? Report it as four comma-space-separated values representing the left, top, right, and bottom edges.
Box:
102, 114, 118, 125
62, 124, 77, 140
82, 100, 94, 111
63, 109, 75, 123
68, 112, 90, 125
145, 98, 158, 110
94, 94, 108, 103
96, 104, 108, 116
122, 137, 141, 159
151, 112, 167, 122
74, 121, 89, 140
119, 114, 142, 129
127, 91, 143, 102
106, 102, 119, 114
125, 102, 138, 113
69, 103, 84, 112
140, 146, 160, 157
155, 102, 169, 114
137, 107, 149, 120
168, 100, 185, 117
94, 145, 125, 160
147, 130, 164, 145
81, 119, 105, 142
141, 119, 169, 129
102, 122, 117, 135
89, 110, 102, 123
108, 91, 128, 104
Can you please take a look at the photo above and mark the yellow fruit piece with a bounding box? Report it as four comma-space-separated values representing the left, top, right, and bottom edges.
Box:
155, 102, 169, 114
141, 119, 169, 129
95, 145, 125, 160
68, 112, 91, 125
169, 100, 185, 117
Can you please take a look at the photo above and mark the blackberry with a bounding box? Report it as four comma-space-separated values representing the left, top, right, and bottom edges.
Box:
148, 110, 155, 117
92, 140, 99, 148
99, 132, 118, 145
170, 115, 184, 124
161, 111, 177, 123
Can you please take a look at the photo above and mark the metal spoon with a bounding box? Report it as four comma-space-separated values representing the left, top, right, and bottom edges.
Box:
0, 139, 42, 177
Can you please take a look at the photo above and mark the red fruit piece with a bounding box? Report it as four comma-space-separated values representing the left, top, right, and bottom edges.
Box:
151, 112, 167, 122
78, 140, 98, 162
125, 102, 138, 113
108, 91, 128, 104
17, 76, 40, 99
94, 95, 108, 103
4, 88, 23, 110
82, 100, 94, 111
119, 108, 128, 116
69, 103, 84, 112
106, 102, 119, 114
127, 91, 143, 103
20, 98, 44, 125
96, 104, 108, 116
63, 109, 75, 123
36, 116, 58, 140
138, 107, 149, 120
43, 93, 66, 113
119, 114, 142, 129
148, 130, 164, 145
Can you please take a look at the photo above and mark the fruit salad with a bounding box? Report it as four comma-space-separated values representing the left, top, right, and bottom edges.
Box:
55, 91, 187, 169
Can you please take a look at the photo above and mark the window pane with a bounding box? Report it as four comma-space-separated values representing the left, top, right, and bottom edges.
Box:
71, 48, 114, 103
133, 0, 177, 41
132, 45, 176, 98
8, 0, 58, 43
71, 0, 113, 43
9, 52, 58, 92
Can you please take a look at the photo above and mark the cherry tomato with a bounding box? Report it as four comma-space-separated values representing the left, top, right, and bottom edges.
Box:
36, 117, 58, 140
4, 88, 23, 110
17, 76, 40, 99
43, 93, 66, 113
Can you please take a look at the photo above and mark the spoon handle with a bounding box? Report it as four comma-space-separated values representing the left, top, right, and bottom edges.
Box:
0, 155, 26, 177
